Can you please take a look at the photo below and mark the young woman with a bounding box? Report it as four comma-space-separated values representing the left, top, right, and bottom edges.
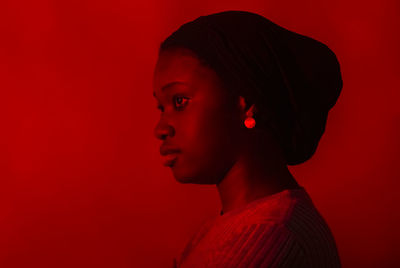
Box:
153, 10, 342, 268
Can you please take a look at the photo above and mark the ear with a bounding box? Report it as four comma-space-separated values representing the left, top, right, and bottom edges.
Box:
238, 96, 256, 117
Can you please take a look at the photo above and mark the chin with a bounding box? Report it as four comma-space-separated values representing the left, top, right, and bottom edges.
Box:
171, 168, 198, 184
171, 166, 217, 185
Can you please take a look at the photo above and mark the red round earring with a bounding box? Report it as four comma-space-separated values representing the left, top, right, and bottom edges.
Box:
244, 106, 256, 128
241, 100, 256, 129
244, 116, 256, 128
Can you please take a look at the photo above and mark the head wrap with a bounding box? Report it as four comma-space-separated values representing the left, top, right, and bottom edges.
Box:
159, 10, 343, 165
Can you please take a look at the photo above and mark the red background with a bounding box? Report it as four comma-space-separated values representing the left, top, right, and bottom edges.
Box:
1, 0, 399, 267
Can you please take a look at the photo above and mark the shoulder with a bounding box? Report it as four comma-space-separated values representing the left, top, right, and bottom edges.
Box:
209, 189, 341, 267
203, 221, 309, 267
207, 219, 340, 268
176, 188, 341, 267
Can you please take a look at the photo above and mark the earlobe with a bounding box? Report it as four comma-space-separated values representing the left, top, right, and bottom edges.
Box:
238, 96, 256, 117
238, 96, 246, 112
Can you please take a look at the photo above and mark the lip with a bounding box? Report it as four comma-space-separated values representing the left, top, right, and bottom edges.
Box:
160, 146, 180, 156
163, 153, 178, 167
160, 146, 180, 167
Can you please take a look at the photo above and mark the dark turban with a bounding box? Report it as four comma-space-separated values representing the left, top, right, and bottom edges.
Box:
159, 10, 343, 165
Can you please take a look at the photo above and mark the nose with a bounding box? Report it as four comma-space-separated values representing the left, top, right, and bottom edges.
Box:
154, 118, 175, 140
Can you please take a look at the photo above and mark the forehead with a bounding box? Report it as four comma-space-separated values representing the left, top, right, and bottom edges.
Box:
153, 48, 222, 94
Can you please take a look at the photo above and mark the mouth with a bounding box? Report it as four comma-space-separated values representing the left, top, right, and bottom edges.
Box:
163, 153, 178, 167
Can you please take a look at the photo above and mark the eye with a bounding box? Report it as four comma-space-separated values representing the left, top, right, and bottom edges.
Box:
173, 95, 190, 110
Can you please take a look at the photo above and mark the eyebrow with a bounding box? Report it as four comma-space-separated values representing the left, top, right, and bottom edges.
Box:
153, 81, 188, 98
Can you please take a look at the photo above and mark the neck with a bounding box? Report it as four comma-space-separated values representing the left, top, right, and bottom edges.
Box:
216, 132, 299, 215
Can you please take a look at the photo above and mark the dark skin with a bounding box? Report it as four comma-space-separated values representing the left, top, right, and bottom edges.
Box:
153, 47, 300, 214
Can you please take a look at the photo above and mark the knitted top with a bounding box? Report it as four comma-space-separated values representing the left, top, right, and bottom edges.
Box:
173, 186, 341, 267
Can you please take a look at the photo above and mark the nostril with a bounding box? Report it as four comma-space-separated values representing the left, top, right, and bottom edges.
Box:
154, 123, 174, 140
154, 128, 168, 140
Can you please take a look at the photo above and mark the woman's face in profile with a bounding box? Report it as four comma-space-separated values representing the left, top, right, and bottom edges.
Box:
153, 48, 244, 184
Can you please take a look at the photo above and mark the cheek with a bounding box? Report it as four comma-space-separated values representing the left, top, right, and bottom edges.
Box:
180, 105, 240, 169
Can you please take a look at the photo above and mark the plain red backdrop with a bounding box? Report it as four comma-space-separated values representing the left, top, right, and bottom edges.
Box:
1, 0, 399, 267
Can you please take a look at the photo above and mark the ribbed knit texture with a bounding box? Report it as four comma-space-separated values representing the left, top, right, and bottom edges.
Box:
173, 186, 341, 267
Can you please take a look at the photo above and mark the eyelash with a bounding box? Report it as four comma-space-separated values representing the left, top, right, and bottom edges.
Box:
157, 95, 190, 112
173, 95, 189, 110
